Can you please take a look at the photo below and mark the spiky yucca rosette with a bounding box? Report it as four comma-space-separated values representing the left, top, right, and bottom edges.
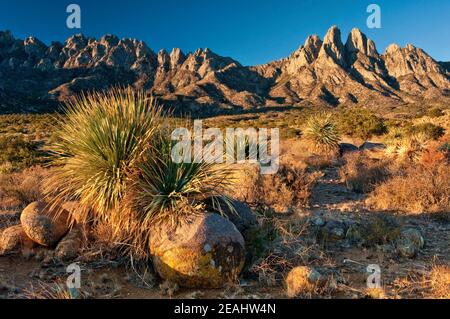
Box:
303, 112, 341, 153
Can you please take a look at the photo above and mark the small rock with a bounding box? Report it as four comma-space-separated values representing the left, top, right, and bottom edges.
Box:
55, 226, 83, 261
310, 215, 326, 227
21, 201, 71, 247
345, 224, 363, 244
396, 228, 424, 258
0, 225, 35, 255
319, 220, 347, 242
285, 266, 324, 298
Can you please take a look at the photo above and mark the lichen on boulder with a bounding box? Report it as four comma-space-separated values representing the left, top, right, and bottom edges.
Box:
150, 213, 245, 288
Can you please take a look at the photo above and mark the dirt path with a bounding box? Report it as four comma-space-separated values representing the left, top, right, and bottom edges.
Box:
310, 165, 365, 213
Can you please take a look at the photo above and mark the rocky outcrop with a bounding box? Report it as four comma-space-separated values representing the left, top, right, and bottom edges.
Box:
0, 26, 449, 114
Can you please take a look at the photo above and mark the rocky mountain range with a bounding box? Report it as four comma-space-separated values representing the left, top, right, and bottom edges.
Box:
0, 26, 449, 114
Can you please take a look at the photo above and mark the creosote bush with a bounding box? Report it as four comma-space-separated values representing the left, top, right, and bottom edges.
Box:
337, 109, 387, 140
408, 123, 445, 141
367, 162, 450, 214
232, 163, 322, 213
0, 135, 46, 172
0, 166, 48, 210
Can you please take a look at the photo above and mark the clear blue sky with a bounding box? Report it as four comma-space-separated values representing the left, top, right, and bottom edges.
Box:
0, 0, 449, 65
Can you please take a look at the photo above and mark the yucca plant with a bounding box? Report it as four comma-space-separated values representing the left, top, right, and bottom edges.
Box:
45, 88, 163, 224
126, 127, 236, 227
303, 112, 341, 153
396, 132, 430, 162
121, 127, 236, 257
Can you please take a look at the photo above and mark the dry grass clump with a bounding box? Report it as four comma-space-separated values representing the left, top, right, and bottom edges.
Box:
249, 212, 329, 290
22, 281, 80, 299
367, 162, 450, 214
0, 166, 48, 210
339, 152, 390, 194
231, 164, 322, 213
393, 264, 450, 299
385, 132, 431, 162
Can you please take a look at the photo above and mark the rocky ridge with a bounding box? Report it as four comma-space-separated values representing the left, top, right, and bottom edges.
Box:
0, 26, 449, 114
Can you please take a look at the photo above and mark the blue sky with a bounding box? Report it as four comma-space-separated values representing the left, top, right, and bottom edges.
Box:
0, 0, 449, 65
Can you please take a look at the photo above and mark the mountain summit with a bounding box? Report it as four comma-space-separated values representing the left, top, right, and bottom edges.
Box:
0, 26, 449, 114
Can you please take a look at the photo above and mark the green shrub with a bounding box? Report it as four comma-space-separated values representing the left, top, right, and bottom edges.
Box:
408, 123, 445, 141
0, 135, 46, 171
425, 108, 445, 118
337, 109, 387, 140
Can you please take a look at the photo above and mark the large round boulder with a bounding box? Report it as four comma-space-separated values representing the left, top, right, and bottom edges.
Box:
204, 198, 258, 235
0, 225, 35, 255
150, 213, 246, 289
20, 202, 71, 247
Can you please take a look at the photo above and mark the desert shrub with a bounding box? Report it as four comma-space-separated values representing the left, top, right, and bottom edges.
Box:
339, 152, 390, 193
303, 152, 338, 170
337, 109, 387, 140
361, 215, 402, 245
408, 123, 445, 141
424, 107, 445, 118
0, 135, 46, 171
303, 113, 340, 153
45, 88, 164, 222
0, 166, 48, 209
393, 263, 450, 299
385, 132, 431, 163
235, 164, 322, 213
367, 162, 450, 214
